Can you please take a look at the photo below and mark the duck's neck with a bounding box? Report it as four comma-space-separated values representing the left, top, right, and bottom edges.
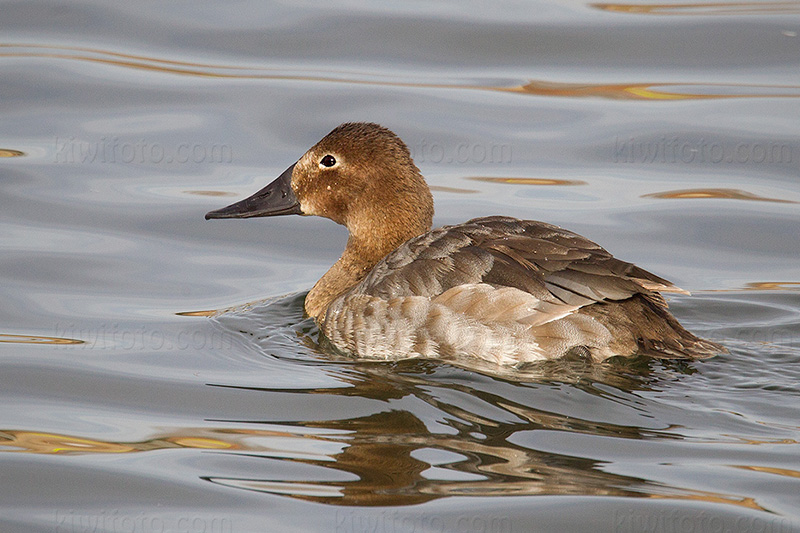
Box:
304, 194, 433, 320
304, 236, 384, 319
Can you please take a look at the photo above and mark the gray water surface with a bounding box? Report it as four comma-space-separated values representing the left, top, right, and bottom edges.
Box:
1, 1, 799, 532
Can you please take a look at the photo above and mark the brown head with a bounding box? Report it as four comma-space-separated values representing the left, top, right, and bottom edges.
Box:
292, 123, 433, 239
206, 122, 435, 317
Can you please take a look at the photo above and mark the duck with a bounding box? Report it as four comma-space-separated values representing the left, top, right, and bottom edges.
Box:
206, 122, 726, 365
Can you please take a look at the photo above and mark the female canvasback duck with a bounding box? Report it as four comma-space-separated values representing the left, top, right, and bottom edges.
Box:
206, 122, 725, 365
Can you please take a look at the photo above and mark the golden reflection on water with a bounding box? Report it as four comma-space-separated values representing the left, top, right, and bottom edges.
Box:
176, 309, 220, 317
0, 427, 314, 455
732, 465, 800, 478
468, 176, 587, 186
0, 333, 84, 345
0, 358, 774, 512
195, 361, 769, 510
742, 282, 800, 291
2, 431, 142, 454
429, 185, 479, 194
512, 80, 800, 100
592, 2, 800, 16
177, 295, 291, 317
176, 304, 252, 317
3, 44, 800, 101
705, 281, 800, 292
0, 148, 25, 157
643, 188, 798, 203
182, 190, 239, 197
0, 417, 770, 511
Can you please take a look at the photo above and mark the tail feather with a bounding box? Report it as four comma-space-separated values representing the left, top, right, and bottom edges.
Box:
580, 294, 727, 360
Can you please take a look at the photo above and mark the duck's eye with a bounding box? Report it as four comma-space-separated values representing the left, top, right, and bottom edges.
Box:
319, 155, 337, 168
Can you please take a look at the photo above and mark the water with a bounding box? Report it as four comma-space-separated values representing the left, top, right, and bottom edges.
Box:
1, 1, 799, 531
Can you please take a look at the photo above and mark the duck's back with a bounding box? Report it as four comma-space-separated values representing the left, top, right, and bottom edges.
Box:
321, 216, 724, 363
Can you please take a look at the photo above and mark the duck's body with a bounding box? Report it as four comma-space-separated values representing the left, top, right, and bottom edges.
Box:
207, 122, 725, 364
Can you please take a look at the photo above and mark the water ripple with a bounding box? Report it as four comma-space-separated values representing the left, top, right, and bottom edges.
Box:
3, 43, 800, 100
593, 2, 800, 16
643, 188, 798, 203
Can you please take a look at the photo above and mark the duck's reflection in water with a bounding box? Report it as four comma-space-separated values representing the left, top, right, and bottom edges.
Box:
0, 355, 760, 510
205, 358, 758, 510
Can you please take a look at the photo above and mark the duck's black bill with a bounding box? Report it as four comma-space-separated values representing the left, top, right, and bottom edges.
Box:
205, 163, 301, 220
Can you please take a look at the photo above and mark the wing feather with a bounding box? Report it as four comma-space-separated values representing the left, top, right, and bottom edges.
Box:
344, 216, 680, 328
